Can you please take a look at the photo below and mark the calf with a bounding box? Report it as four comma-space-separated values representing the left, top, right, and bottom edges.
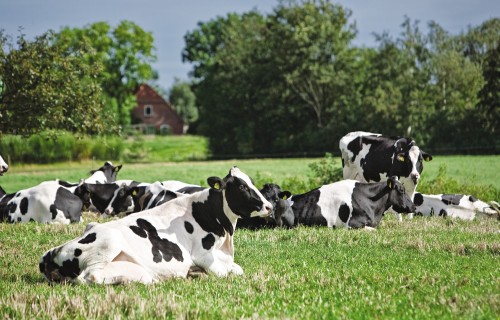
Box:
413, 192, 499, 220
0, 154, 8, 176
39, 167, 273, 284
237, 184, 293, 229
276, 177, 415, 229
0, 180, 89, 224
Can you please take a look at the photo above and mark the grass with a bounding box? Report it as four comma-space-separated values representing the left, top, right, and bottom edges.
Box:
0, 214, 498, 318
0, 156, 498, 318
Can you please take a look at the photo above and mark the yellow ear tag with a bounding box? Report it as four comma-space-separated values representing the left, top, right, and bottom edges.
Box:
132, 190, 137, 196
214, 182, 220, 190
282, 195, 287, 200
397, 155, 405, 162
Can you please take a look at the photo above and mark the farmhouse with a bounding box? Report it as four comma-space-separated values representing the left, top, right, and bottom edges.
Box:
131, 84, 184, 135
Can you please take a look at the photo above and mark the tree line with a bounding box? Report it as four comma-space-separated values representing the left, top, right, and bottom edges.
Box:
1, 0, 498, 157
183, 0, 499, 156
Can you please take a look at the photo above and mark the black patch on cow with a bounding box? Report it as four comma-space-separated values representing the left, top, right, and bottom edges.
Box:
202, 233, 215, 250
413, 193, 424, 206
86, 183, 120, 213
290, 189, 327, 226
74, 248, 82, 257
59, 258, 81, 278
39, 248, 81, 281
177, 186, 206, 194
184, 221, 194, 234
439, 209, 448, 217
9, 202, 17, 213
224, 176, 265, 219
53, 187, 84, 222
338, 203, 350, 223
50, 204, 58, 220
441, 194, 462, 206
192, 189, 234, 236
149, 190, 178, 209
78, 232, 97, 244
20, 197, 28, 215
346, 137, 364, 162
58, 180, 77, 188
131, 218, 183, 263
469, 195, 477, 202
17, 217, 21, 222
130, 225, 148, 238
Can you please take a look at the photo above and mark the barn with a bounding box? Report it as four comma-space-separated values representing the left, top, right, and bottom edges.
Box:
131, 84, 184, 135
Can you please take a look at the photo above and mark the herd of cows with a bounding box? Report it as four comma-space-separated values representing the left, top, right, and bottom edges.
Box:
1, 131, 499, 284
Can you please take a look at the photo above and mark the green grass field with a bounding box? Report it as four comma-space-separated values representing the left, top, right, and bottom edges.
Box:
0, 157, 499, 318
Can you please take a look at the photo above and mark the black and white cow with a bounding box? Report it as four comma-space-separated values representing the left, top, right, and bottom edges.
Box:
85, 161, 122, 184
413, 192, 499, 220
237, 184, 293, 229
39, 167, 273, 284
273, 177, 415, 230
0, 180, 90, 224
0, 154, 8, 176
339, 131, 432, 219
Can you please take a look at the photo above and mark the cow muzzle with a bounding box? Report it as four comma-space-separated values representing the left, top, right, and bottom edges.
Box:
0, 165, 8, 175
410, 172, 420, 184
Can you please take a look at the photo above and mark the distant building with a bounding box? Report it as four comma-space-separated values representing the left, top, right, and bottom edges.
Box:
131, 83, 184, 135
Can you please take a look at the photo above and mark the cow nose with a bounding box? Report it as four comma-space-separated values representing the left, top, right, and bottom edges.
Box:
265, 205, 273, 215
0, 166, 7, 174
104, 208, 113, 216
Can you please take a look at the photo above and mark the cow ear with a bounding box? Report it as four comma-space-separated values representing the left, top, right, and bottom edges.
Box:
207, 177, 224, 190
114, 165, 123, 172
387, 177, 396, 189
279, 191, 292, 200
422, 152, 432, 162
131, 186, 140, 197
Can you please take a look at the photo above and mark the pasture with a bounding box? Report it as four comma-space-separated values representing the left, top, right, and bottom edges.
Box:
0, 156, 499, 318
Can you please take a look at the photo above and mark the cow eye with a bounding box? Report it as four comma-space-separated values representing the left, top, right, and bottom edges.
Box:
239, 185, 248, 192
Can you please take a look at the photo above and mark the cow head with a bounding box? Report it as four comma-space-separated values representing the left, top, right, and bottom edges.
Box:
391, 139, 432, 185
0, 155, 8, 176
386, 176, 416, 214
259, 183, 294, 227
103, 183, 137, 217
72, 181, 92, 211
208, 167, 273, 219
89, 161, 123, 183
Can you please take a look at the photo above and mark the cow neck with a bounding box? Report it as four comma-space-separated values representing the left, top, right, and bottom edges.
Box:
365, 183, 392, 210
192, 189, 235, 237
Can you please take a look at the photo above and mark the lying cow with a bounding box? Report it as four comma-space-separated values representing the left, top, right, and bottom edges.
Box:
339, 131, 432, 219
0, 180, 90, 224
237, 184, 292, 229
39, 167, 273, 284
0, 154, 8, 176
413, 192, 499, 220
274, 177, 415, 230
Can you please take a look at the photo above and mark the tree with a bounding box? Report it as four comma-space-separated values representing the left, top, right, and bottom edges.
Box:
168, 79, 198, 131
477, 43, 500, 136
56, 21, 157, 126
0, 30, 110, 136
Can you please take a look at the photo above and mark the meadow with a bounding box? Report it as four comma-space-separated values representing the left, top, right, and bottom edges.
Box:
0, 156, 498, 319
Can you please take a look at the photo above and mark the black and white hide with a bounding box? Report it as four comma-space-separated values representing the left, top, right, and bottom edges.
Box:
39, 167, 273, 284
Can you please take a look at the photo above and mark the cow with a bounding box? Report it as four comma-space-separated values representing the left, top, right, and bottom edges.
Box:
85, 161, 122, 184
339, 131, 432, 220
0, 154, 8, 176
237, 183, 293, 229
0, 180, 90, 224
413, 192, 499, 220
39, 167, 273, 284
270, 177, 415, 230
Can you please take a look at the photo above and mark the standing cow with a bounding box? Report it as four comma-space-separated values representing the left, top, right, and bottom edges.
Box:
339, 131, 432, 219
274, 177, 415, 229
39, 167, 273, 284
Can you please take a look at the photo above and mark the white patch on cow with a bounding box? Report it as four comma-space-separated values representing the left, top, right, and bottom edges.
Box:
0, 154, 8, 175
316, 180, 357, 227
161, 180, 201, 191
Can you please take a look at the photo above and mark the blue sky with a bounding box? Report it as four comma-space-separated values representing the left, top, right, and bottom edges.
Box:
1, 0, 498, 90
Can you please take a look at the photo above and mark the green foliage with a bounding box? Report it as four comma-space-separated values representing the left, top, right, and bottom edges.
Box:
0, 132, 124, 163
308, 152, 343, 185
168, 78, 198, 125
55, 21, 157, 126
183, 1, 498, 157
0, 31, 110, 136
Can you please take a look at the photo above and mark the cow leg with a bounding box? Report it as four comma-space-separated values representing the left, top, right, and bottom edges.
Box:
396, 213, 403, 222
80, 261, 155, 284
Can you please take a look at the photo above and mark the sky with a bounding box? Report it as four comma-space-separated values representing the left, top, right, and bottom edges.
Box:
1, 0, 499, 91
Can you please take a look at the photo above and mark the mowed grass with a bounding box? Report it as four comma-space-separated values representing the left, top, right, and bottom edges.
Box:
0, 156, 499, 318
